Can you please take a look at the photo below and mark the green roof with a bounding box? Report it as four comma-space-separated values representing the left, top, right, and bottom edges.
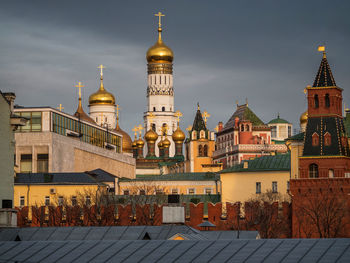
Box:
286, 132, 304, 141
220, 153, 290, 173
268, 116, 290, 124
120, 172, 219, 182
345, 111, 350, 137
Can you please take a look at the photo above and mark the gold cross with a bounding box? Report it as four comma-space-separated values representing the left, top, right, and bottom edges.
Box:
214, 125, 219, 132
98, 64, 105, 77
186, 125, 192, 131
116, 104, 120, 119
137, 124, 144, 136
155, 12, 165, 27
202, 111, 211, 124
132, 126, 138, 137
174, 111, 183, 123
148, 112, 155, 124
75, 81, 84, 99
57, 104, 64, 111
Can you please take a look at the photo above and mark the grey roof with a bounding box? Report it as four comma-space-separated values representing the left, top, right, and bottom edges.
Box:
15, 169, 116, 185
198, 221, 216, 227
0, 239, 349, 262
201, 231, 259, 240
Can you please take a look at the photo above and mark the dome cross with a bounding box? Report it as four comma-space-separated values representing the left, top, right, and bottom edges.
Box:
202, 111, 211, 125
75, 81, 85, 99
174, 110, 183, 124
155, 12, 165, 27
98, 64, 105, 78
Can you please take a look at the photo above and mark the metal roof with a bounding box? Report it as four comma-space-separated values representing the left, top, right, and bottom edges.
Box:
0, 239, 348, 262
122, 172, 219, 182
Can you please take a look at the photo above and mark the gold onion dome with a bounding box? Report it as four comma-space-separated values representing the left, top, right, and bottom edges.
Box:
136, 138, 145, 148
172, 127, 185, 142
146, 27, 173, 63
114, 126, 132, 153
145, 129, 158, 143
158, 139, 164, 148
132, 139, 137, 148
162, 137, 171, 148
89, 76, 115, 105
300, 111, 308, 124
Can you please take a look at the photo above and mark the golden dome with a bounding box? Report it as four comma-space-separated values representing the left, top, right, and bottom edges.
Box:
146, 28, 173, 64
132, 139, 137, 149
172, 127, 185, 142
144, 129, 158, 143
114, 126, 132, 153
162, 137, 171, 148
300, 111, 308, 124
89, 77, 115, 105
158, 139, 164, 148
136, 138, 145, 148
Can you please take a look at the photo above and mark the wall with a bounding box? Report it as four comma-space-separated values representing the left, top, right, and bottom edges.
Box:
0, 95, 13, 207
220, 170, 290, 203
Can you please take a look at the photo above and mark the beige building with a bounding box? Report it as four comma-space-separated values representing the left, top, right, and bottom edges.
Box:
220, 154, 291, 204
14, 107, 135, 178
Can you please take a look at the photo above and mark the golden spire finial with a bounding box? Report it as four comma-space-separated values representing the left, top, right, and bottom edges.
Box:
97, 64, 105, 91
318, 46, 326, 58
148, 112, 155, 125
214, 125, 219, 132
57, 104, 64, 112
137, 124, 144, 138
197, 102, 200, 110
132, 126, 138, 138
155, 11, 165, 42
174, 110, 183, 125
245, 98, 248, 106
75, 81, 85, 109
202, 111, 211, 125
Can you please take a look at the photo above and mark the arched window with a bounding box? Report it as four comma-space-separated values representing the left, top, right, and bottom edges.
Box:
204, 145, 208, 156
314, 95, 319, 108
192, 131, 197, 139
246, 124, 250, 131
241, 124, 244, 132
162, 107, 165, 112
309, 163, 319, 178
324, 132, 331, 146
198, 145, 203, 157
200, 130, 205, 139
329, 169, 334, 178
152, 123, 156, 131
325, 94, 330, 108
153, 107, 156, 112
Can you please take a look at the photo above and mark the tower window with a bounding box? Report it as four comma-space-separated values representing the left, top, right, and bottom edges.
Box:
314, 95, 319, 108
241, 124, 244, 132
153, 107, 156, 112
329, 169, 334, 178
246, 124, 250, 132
272, 182, 278, 193
312, 133, 319, 146
204, 145, 208, 156
324, 132, 331, 146
325, 94, 330, 108
152, 123, 156, 131
309, 163, 319, 178
198, 145, 203, 157
162, 107, 165, 112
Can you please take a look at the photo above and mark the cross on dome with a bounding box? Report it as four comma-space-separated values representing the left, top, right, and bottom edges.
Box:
98, 64, 105, 77
155, 12, 165, 27
57, 104, 64, 112
75, 81, 84, 99
202, 111, 211, 125
174, 111, 183, 124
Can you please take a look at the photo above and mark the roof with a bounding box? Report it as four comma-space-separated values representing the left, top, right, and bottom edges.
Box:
345, 110, 350, 138
15, 169, 116, 185
221, 153, 290, 173
303, 117, 349, 157
268, 115, 290, 124
313, 54, 337, 87
222, 104, 266, 132
192, 105, 207, 132
287, 132, 304, 141
0, 239, 349, 262
121, 172, 220, 182
198, 221, 216, 227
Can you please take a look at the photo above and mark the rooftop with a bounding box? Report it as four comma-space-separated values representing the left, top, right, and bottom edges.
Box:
120, 172, 219, 182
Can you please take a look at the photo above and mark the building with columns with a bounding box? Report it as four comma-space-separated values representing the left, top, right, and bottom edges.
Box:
143, 12, 178, 157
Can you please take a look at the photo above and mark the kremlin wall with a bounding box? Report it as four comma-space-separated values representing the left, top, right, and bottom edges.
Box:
1, 12, 350, 239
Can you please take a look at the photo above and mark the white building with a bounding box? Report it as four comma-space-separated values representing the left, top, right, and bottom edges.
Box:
267, 114, 293, 143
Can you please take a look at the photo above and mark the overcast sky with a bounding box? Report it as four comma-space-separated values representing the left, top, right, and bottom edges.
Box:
1, 0, 349, 136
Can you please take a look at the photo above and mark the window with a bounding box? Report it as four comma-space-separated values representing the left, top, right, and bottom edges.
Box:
198, 145, 203, 157
329, 169, 334, 178
45, 196, 50, 206
139, 190, 146, 195
85, 196, 91, 206
153, 107, 156, 112
171, 189, 178, 194
287, 181, 290, 192
37, 154, 48, 173
312, 133, 319, 146
155, 189, 163, 195
152, 123, 156, 131
272, 182, 278, 193
58, 196, 64, 206
203, 145, 208, 157
271, 126, 277, 138
314, 94, 319, 108
324, 132, 331, 146
325, 94, 330, 108
20, 154, 32, 173
71, 196, 77, 206
256, 182, 261, 194
205, 188, 212, 195
246, 124, 250, 132
288, 126, 292, 138
123, 190, 130, 195
188, 188, 195, 195
309, 164, 319, 178
241, 124, 244, 132
20, 196, 25, 207
200, 130, 205, 139
162, 107, 165, 112
17, 111, 42, 132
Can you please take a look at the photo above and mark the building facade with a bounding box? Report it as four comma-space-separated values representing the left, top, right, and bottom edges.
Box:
267, 114, 292, 143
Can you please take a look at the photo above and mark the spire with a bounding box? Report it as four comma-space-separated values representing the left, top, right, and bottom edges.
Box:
74, 81, 95, 124
98, 64, 105, 91
312, 47, 336, 87
192, 103, 207, 131
155, 11, 165, 43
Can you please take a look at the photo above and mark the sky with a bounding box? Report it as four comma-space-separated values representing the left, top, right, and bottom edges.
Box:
1, 0, 349, 136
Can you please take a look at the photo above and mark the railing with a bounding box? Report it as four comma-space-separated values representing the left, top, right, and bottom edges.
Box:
213, 144, 287, 158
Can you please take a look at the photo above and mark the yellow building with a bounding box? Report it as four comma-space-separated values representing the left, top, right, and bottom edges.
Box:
184, 105, 216, 173
116, 172, 221, 196
220, 154, 291, 204
14, 169, 116, 207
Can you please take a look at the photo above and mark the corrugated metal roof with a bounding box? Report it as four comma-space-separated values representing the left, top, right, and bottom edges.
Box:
0, 239, 348, 262
221, 154, 290, 173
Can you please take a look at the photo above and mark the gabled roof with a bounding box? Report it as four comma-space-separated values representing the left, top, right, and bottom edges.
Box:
192, 106, 207, 132
223, 104, 265, 131
220, 153, 290, 173
312, 54, 336, 87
